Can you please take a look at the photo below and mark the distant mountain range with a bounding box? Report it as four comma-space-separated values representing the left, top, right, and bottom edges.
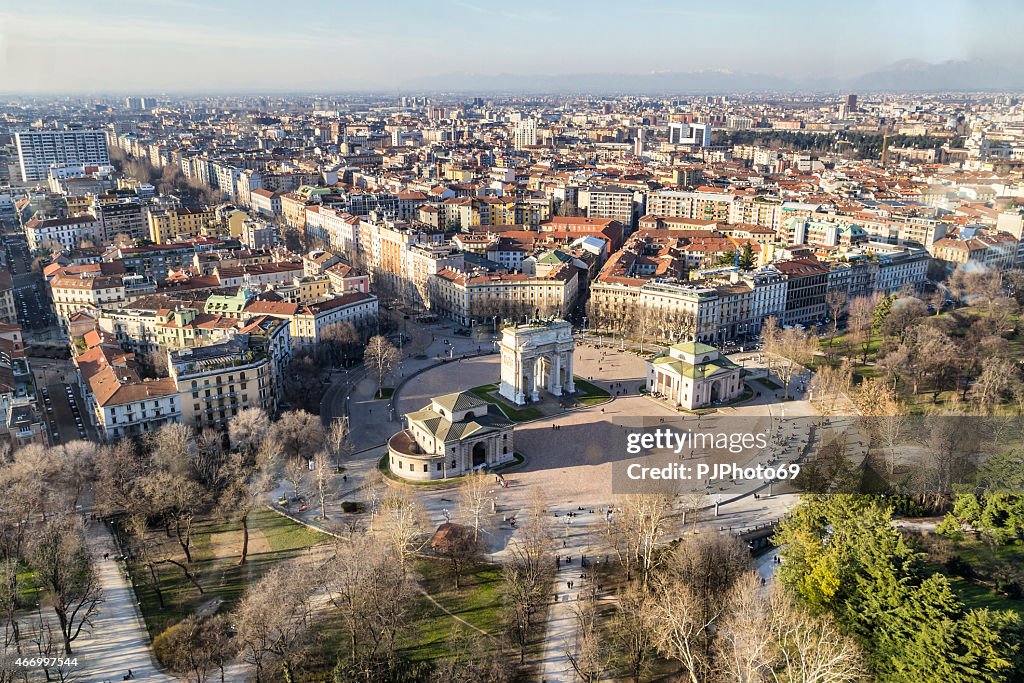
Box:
404, 60, 1024, 94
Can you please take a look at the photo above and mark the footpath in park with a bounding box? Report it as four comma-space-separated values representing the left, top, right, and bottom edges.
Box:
71, 523, 176, 683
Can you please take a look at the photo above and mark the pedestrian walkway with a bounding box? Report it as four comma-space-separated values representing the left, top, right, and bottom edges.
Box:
536, 508, 605, 683
72, 523, 176, 683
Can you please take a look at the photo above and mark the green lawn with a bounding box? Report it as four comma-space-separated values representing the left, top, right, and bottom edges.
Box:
15, 564, 43, 609
127, 507, 329, 637
948, 577, 1024, 617
415, 558, 505, 636
572, 377, 611, 406
754, 377, 783, 391
468, 384, 544, 421
921, 536, 1024, 617
309, 558, 506, 672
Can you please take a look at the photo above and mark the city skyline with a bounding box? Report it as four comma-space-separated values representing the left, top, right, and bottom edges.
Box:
2, 0, 1024, 93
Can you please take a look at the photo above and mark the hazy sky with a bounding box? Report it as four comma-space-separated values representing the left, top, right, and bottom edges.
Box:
1, 0, 1022, 93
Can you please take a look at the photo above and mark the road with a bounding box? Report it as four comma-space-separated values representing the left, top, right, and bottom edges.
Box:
39, 381, 94, 445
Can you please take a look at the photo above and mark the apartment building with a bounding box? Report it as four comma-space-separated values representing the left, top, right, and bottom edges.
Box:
929, 233, 1019, 273
91, 198, 148, 242
440, 196, 551, 230
729, 196, 784, 230
430, 266, 579, 326
244, 291, 379, 346
360, 215, 448, 298
579, 186, 637, 226
0, 272, 15, 324
406, 244, 465, 311
76, 343, 182, 442
24, 215, 102, 252
148, 207, 215, 243
106, 242, 198, 280
15, 129, 109, 182
591, 266, 788, 344
169, 334, 276, 430
251, 188, 282, 218
774, 258, 829, 325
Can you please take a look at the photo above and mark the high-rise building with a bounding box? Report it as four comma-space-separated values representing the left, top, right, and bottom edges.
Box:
125, 96, 157, 111
846, 93, 857, 113
667, 122, 712, 147
15, 129, 109, 182
514, 118, 537, 149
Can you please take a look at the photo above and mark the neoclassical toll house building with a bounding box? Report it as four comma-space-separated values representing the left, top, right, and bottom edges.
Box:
389, 391, 515, 481
647, 341, 743, 410
498, 319, 576, 406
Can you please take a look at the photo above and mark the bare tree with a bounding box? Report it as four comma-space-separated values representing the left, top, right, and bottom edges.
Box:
768, 586, 865, 683
155, 613, 232, 683
973, 356, 1020, 414
566, 588, 605, 683
324, 534, 413, 671
139, 469, 205, 564
194, 428, 229, 490
854, 378, 909, 476
713, 572, 774, 683
145, 422, 195, 477
220, 443, 275, 566
433, 523, 482, 590
364, 335, 400, 398
28, 515, 103, 655
310, 450, 335, 520
457, 470, 493, 544
93, 440, 145, 518
846, 294, 880, 364
502, 493, 554, 664
648, 533, 751, 681
271, 409, 324, 462
319, 321, 362, 367
606, 493, 675, 586
234, 561, 315, 683
810, 360, 852, 416
228, 407, 270, 463
372, 488, 424, 568
612, 582, 657, 683
825, 289, 847, 348
28, 606, 79, 682
58, 440, 97, 512
763, 324, 818, 400
325, 416, 353, 466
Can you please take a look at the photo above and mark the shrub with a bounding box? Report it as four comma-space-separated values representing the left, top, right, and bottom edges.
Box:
944, 555, 975, 580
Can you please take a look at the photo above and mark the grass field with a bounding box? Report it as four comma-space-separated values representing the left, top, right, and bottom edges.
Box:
401, 558, 505, 660
468, 384, 544, 421
127, 507, 328, 636
309, 558, 506, 672
754, 377, 783, 391
572, 377, 612, 406
920, 535, 1024, 617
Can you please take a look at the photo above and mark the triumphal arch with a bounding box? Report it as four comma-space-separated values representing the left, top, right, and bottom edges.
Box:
498, 319, 576, 405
